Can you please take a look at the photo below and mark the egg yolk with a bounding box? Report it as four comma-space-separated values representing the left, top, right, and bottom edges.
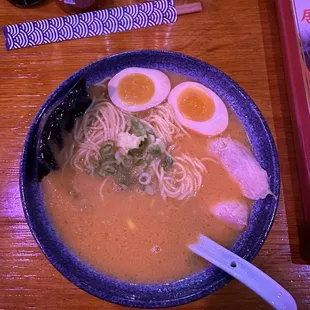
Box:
177, 87, 215, 122
117, 73, 155, 105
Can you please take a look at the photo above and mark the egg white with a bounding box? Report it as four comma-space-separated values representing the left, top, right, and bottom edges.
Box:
168, 82, 229, 136
108, 67, 171, 112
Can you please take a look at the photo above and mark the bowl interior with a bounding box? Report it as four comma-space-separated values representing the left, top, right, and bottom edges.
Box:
20, 50, 280, 308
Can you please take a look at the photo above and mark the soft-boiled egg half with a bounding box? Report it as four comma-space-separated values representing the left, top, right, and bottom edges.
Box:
108, 67, 171, 112
168, 82, 229, 136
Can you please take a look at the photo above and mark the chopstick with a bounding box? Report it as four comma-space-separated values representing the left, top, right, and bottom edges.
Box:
176, 2, 203, 16
142, 1, 203, 16
4, 0, 202, 51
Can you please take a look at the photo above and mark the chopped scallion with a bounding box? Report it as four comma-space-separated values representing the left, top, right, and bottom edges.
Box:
148, 145, 162, 158
135, 159, 145, 166
100, 140, 115, 160
161, 156, 174, 170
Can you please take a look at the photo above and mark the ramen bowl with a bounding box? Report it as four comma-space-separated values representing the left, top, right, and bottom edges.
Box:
20, 50, 280, 308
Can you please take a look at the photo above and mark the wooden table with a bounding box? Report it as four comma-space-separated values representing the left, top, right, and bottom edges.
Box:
0, 0, 309, 309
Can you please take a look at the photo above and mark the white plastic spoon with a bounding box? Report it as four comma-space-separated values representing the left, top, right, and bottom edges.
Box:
188, 234, 297, 310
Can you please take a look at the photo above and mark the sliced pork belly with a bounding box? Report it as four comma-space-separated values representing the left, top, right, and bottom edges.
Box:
210, 201, 249, 231
208, 138, 270, 200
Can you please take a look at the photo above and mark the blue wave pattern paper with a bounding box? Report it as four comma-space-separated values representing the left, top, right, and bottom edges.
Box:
3, 0, 177, 51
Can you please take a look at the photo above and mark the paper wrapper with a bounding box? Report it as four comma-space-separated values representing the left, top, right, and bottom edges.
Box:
2, 0, 177, 50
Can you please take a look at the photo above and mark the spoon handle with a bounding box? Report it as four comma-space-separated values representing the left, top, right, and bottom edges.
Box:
189, 234, 297, 310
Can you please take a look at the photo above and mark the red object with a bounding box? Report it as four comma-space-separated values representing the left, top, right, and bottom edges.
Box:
275, 0, 310, 261
54, 0, 100, 14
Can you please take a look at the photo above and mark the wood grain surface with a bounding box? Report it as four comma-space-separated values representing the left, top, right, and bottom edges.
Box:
0, 0, 309, 309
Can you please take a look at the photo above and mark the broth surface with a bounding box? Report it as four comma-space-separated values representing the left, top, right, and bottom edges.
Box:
42, 73, 251, 283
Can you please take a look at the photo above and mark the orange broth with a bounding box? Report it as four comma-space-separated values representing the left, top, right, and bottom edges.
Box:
42, 73, 251, 284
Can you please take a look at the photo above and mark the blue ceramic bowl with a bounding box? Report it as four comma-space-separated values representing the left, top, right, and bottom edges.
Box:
20, 50, 280, 308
